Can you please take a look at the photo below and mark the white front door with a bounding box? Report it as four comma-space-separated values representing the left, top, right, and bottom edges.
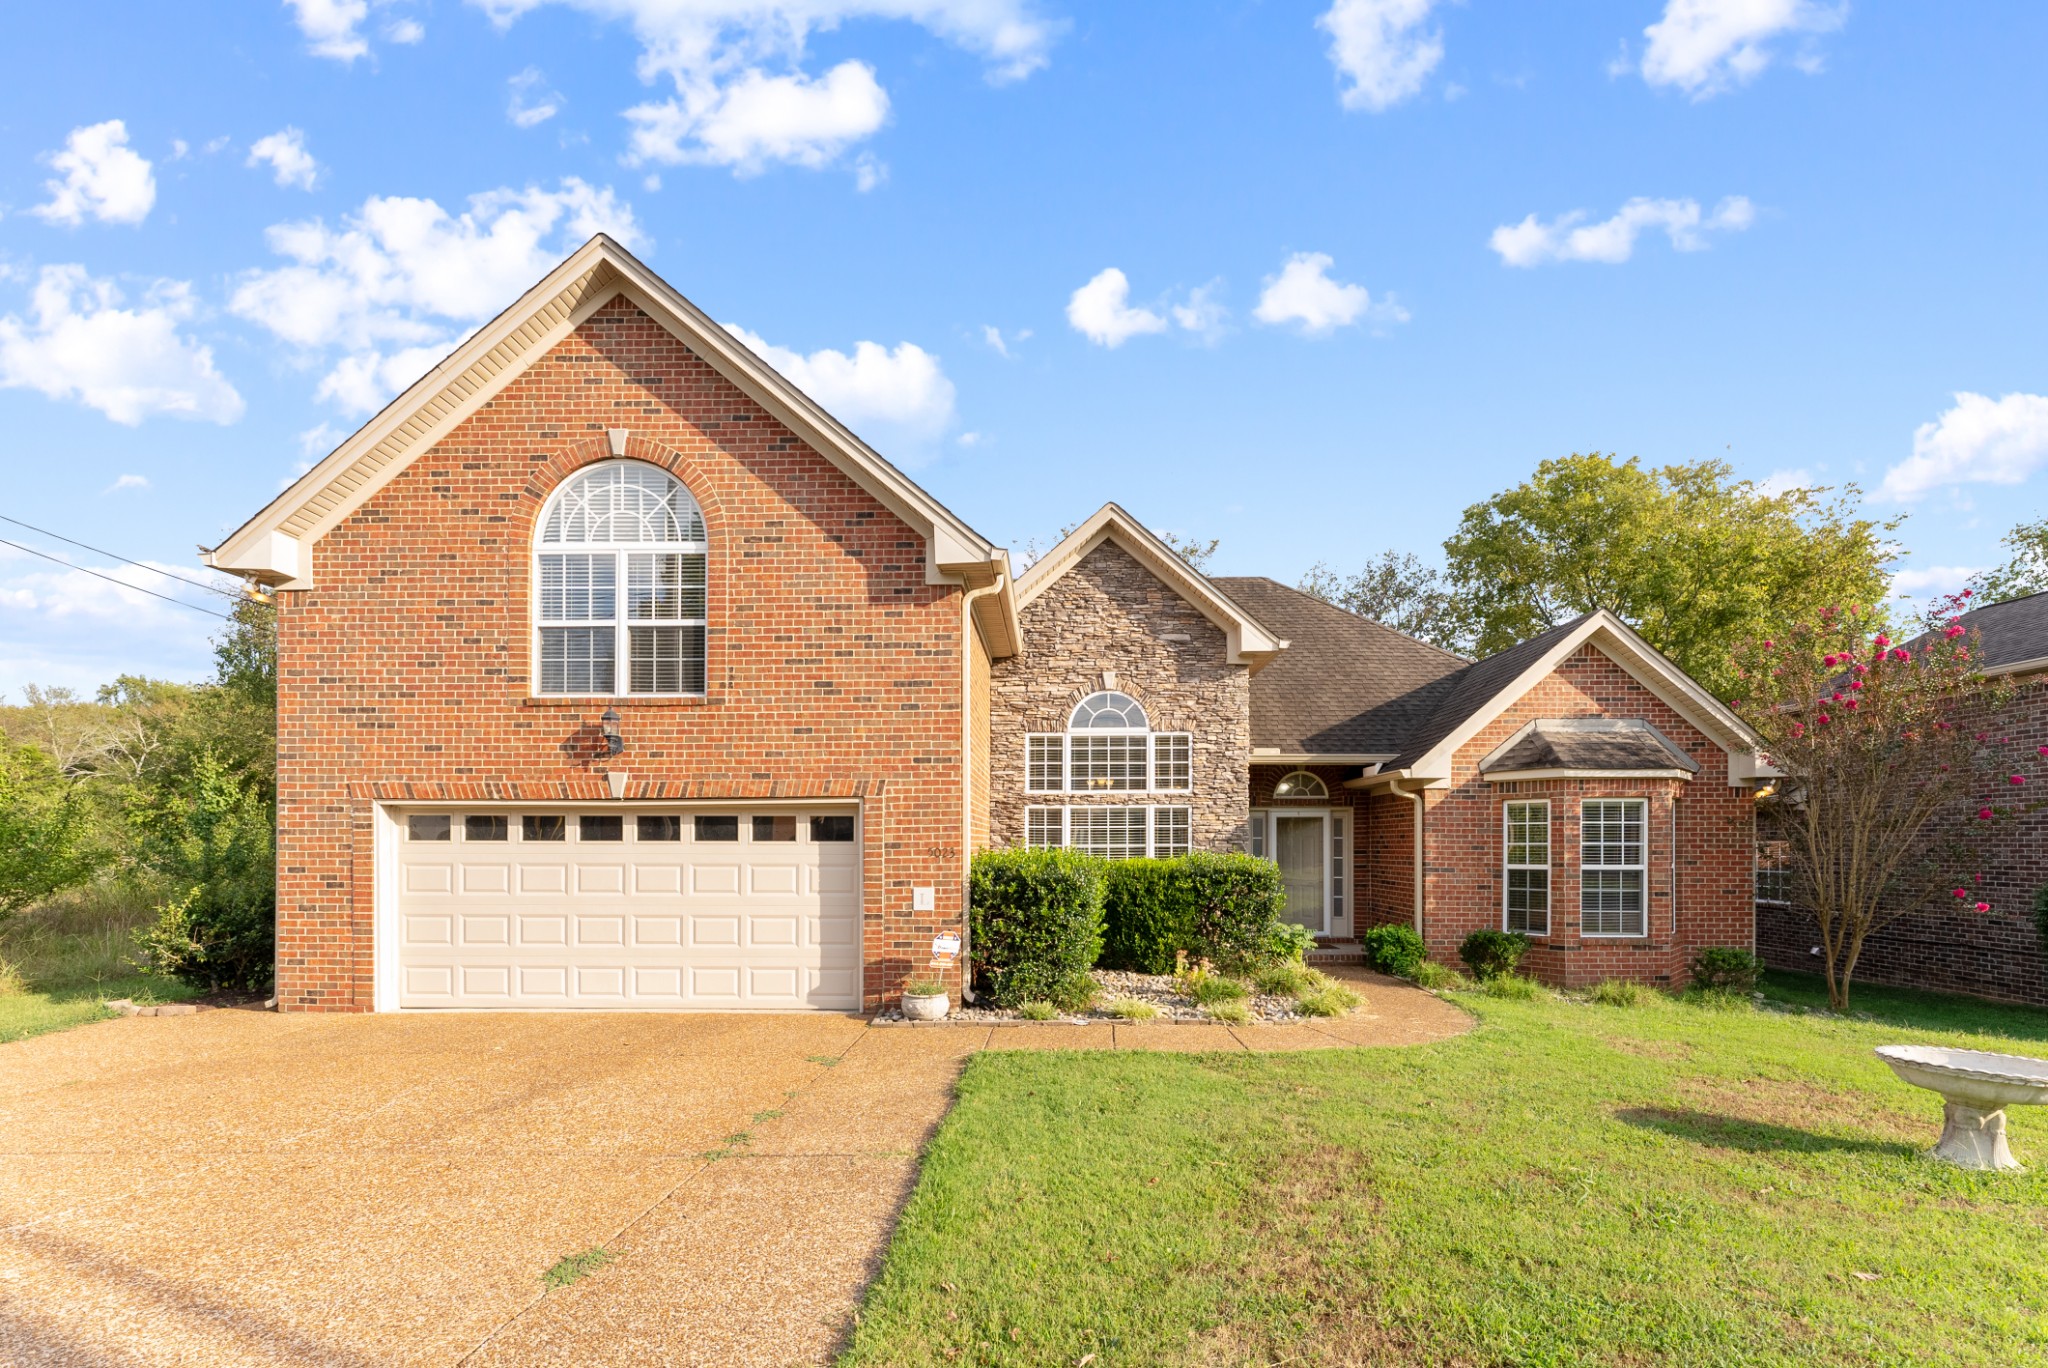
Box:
1275, 813, 1329, 933
389, 805, 861, 1010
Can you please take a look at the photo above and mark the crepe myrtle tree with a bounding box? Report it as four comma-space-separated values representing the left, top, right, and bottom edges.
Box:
1733, 593, 2045, 1010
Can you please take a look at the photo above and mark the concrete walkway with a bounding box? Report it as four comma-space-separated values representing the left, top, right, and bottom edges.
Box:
0, 969, 1464, 1367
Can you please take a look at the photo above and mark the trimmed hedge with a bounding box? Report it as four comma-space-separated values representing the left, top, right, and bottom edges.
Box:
1458, 929, 1530, 982
1687, 946, 1762, 993
1362, 923, 1427, 978
1100, 852, 1287, 973
969, 848, 1105, 1008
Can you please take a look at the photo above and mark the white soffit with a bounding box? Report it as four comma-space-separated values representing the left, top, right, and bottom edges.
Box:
1014, 503, 1286, 668
202, 235, 1003, 596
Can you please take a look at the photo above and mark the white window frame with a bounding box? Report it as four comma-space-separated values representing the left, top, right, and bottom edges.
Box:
1026, 734, 1065, 793
1580, 798, 1647, 938
1755, 859, 1792, 907
1023, 805, 1191, 859
1271, 770, 1328, 800
1249, 806, 1350, 934
533, 461, 707, 698
1503, 800, 1551, 937
1026, 713, 1193, 795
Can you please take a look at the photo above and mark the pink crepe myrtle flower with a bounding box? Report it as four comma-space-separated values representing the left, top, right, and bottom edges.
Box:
1892, 648, 1911, 661
1963, 588, 1974, 597
1762, 640, 1775, 650
1874, 634, 1891, 648
1850, 679, 1865, 690
1822, 654, 1838, 668
1789, 722, 1805, 738
2013, 774, 2027, 785
1976, 902, 1992, 913
1979, 807, 1995, 820
1831, 691, 1844, 702
1817, 713, 1833, 724
1946, 625, 1966, 639
1955, 888, 1969, 899
1846, 699, 1859, 710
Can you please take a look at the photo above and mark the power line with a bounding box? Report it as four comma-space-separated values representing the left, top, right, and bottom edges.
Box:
0, 537, 232, 620
0, 512, 243, 600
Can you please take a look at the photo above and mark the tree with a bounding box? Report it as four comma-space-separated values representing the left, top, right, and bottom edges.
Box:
0, 743, 105, 919
1155, 531, 1219, 574
1969, 516, 2048, 606
1299, 552, 1462, 650
131, 752, 275, 993
1443, 454, 1898, 699
1733, 597, 2044, 1010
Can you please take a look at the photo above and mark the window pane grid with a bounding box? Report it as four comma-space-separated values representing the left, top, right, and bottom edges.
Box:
1068, 807, 1149, 860
1580, 800, 1646, 936
1153, 807, 1191, 857
1069, 735, 1148, 791
1027, 735, 1063, 793
1504, 800, 1550, 935
539, 626, 615, 695
1152, 734, 1192, 791
1025, 806, 1063, 848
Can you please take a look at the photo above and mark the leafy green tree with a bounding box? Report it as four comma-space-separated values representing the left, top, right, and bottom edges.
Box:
1442, 454, 1898, 698
131, 752, 274, 992
0, 743, 106, 919
1300, 551, 1462, 650
1968, 516, 2048, 606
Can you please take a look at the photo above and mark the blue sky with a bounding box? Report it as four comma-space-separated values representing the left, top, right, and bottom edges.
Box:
2, 1, 2045, 695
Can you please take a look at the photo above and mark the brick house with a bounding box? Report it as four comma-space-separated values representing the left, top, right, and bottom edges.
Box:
1758, 591, 2048, 1004
204, 236, 1767, 1013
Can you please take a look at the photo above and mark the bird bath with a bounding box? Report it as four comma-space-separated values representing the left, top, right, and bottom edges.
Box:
1876, 1045, 2048, 1171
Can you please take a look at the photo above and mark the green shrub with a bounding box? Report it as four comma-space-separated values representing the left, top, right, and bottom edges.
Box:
1104, 997, 1158, 1020
131, 754, 274, 994
1099, 853, 1288, 974
0, 743, 106, 922
969, 848, 1106, 1008
1458, 929, 1530, 982
1252, 962, 1317, 997
1687, 946, 1763, 994
1206, 999, 1251, 1025
1482, 974, 1540, 1001
1296, 981, 1363, 1017
1191, 975, 1248, 1006
1588, 978, 1649, 1007
1408, 961, 1466, 991
1262, 919, 1317, 965
1362, 923, 1427, 977
1018, 1000, 1059, 1021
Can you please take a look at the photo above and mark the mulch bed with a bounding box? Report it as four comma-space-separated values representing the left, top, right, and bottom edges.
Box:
873, 968, 1320, 1025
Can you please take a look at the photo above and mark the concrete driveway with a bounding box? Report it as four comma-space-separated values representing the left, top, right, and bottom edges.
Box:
0, 971, 1465, 1366
0, 1008, 960, 1367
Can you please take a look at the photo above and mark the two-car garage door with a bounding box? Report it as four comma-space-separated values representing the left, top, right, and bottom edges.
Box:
392, 807, 860, 1010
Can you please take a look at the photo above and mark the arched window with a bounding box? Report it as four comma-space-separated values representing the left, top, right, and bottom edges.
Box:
1272, 771, 1328, 800
1069, 691, 1149, 730
534, 462, 707, 696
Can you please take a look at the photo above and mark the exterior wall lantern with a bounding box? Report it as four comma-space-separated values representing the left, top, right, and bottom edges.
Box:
600, 707, 625, 757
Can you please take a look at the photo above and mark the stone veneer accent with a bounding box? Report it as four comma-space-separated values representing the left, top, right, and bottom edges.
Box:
990, 540, 1250, 853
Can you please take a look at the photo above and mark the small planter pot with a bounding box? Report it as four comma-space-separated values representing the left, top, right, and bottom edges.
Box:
901, 991, 950, 1021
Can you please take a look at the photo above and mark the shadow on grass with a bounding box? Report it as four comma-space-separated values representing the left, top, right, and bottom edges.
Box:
1761, 970, 2048, 1044
1617, 1106, 1917, 1158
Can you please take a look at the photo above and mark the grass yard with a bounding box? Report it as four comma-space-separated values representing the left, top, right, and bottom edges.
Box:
841, 973, 2048, 1367
0, 885, 195, 1043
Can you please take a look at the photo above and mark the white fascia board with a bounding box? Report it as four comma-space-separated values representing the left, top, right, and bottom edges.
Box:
1481, 768, 1695, 783
1984, 655, 2048, 679
1250, 752, 1397, 765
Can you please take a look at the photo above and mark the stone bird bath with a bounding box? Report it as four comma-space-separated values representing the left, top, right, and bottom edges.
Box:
1876, 1045, 2048, 1171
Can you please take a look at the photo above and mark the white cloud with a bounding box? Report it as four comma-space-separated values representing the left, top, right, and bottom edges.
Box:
1879, 392, 2048, 502
385, 16, 425, 42
1318, 0, 1443, 112
230, 178, 642, 414
625, 60, 890, 172
0, 266, 244, 426
1490, 195, 1755, 267
1169, 281, 1229, 344
1253, 252, 1406, 335
468, 0, 1061, 171
286, 0, 371, 61
1066, 268, 1168, 348
1639, 0, 1845, 99
725, 324, 956, 453
1755, 467, 1813, 497
0, 544, 239, 694
103, 474, 149, 494
248, 127, 321, 190
30, 121, 157, 227
171, 139, 190, 160
1890, 565, 1988, 601
853, 152, 887, 192
509, 67, 564, 128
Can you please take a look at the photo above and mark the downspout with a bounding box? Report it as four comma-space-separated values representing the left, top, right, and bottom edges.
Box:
1401, 784, 1425, 937
957, 572, 1008, 1004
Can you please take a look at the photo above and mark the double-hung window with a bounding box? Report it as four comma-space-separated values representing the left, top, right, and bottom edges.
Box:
1580, 799, 1646, 936
1024, 805, 1192, 859
1503, 801, 1550, 935
536, 462, 707, 696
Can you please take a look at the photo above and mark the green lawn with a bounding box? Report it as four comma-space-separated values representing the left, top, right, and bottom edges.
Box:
0, 886, 196, 1044
0, 974, 196, 1044
840, 974, 2048, 1367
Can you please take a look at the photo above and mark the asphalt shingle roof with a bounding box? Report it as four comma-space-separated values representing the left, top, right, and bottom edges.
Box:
1208, 577, 1468, 755
1953, 591, 2048, 672
1480, 721, 1700, 775
1382, 615, 1595, 771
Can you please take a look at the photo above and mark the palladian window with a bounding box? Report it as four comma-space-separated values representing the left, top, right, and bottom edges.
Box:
534, 462, 707, 696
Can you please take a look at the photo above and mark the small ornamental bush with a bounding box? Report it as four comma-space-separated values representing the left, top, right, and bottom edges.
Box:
1458, 929, 1531, 982
1482, 974, 1540, 1001
1687, 947, 1763, 994
1099, 852, 1289, 973
1588, 978, 1650, 1008
1252, 962, 1318, 997
1296, 981, 1363, 1017
1409, 961, 1468, 991
1018, 1000, 1060, 1021
1363, 924, 1428, 978
1262, 919, 1317, 965
1205, 1000, 1251, 1025
969, 848, 1106, 1008
1104, 997, 1158, 1020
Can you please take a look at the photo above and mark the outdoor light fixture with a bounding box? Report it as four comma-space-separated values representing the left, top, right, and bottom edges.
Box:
600, 707, 624, 757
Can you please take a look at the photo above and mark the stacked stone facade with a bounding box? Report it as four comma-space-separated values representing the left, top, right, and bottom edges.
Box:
273, 296, 972, 1013
989, 541, 1251, 853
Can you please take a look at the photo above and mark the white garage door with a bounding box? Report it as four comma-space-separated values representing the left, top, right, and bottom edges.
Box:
391, 807, 860, 1010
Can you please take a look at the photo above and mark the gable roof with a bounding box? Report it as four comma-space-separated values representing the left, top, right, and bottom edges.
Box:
202, 234, 1012, 620
1377, 610, 1765, 785
1208, 577, 1466, 757
1015, 505, 1286, 669
1478, 718, 1701, 779
1949, 590, 2048, 676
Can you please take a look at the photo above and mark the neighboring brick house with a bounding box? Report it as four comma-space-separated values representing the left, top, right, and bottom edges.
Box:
204, 236, 1768, 1014
1757, 592, 2048, 1005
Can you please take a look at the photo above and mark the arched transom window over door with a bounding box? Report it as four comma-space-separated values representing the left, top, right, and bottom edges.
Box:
534, 461, 708, 696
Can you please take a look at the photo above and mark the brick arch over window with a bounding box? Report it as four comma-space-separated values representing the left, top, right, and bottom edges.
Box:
531, 457, 709, 696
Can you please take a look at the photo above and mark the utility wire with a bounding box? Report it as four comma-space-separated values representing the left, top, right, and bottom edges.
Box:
0, 512, 243, 601
0, 537, 232, 620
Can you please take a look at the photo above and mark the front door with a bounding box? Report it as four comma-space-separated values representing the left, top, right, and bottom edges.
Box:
1275, 813, 1328, 933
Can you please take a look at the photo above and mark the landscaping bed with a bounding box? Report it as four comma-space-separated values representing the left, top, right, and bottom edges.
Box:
874, 967, 1351, 1025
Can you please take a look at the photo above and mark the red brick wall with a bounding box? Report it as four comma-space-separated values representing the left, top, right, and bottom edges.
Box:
1249, 764, 1366, 937
1421, 644, 1755, 988
273, 296, 970, 1013
1359, 790, 1417, 933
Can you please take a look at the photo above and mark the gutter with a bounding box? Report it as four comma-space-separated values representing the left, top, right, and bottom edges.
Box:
956, 570, 1008, 1004
1399, 783, 1425, 936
